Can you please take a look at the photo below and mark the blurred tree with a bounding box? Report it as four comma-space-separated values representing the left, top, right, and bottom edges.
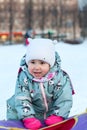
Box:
78, 0, 87, 38
9, 0, 13, 44
40, 0, 45, 37
24, 0, 33, 30
79, 5, 87, 38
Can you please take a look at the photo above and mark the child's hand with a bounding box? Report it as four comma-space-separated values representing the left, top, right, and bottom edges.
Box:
23, 117, 42, 129
45, 115, 64, 126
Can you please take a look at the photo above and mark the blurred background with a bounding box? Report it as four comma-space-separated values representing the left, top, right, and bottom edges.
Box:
0, 0, 87, 44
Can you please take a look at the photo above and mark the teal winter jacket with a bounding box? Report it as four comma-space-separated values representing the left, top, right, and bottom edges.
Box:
7, 52, 74, 120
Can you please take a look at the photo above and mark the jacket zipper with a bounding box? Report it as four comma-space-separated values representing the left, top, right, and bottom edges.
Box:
40, 82, 48, 119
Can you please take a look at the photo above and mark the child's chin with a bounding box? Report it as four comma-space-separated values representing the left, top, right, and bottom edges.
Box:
34, 75, 41, 79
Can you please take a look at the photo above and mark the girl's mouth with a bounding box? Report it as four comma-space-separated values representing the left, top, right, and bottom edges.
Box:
33, 72, 42, 78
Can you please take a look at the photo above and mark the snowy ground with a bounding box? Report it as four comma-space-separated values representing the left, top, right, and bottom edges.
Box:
0, 40, 87, 120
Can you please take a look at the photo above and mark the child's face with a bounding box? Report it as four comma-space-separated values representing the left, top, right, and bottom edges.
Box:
28, 59, 50, 79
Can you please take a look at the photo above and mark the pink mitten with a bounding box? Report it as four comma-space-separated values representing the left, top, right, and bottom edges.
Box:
45, 115, 64, 126
23, 117, 42, 129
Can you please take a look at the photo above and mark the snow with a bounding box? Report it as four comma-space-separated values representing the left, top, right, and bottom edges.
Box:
0, 41, 87, 120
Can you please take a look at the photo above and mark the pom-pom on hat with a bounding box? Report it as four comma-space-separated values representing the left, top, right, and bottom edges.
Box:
25, 38, 56, 67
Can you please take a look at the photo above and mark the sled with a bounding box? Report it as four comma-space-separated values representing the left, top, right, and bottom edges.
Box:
0, 112, 87, 130
41, 117, 76, 130
0, 117, 76, 130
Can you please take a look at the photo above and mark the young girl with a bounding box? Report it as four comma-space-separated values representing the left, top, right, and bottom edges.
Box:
7, 38, 74, 129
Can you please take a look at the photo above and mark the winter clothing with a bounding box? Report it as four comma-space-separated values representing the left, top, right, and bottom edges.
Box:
45, 115, 64, 126
7, 51, 74, 121
23, 117, 42, 129
25, 38, 30, 46
25, 38, 55, 67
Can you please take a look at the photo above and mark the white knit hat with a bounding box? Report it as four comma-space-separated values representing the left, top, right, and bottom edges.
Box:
25, 38, 55, 67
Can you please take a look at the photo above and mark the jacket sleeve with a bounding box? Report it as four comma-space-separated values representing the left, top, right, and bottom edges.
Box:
52, 73, 73, 119
14, 71, 35, 119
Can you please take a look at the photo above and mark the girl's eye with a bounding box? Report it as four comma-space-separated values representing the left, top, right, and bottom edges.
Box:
40, 61, 45, 64
31, 61, 35, 64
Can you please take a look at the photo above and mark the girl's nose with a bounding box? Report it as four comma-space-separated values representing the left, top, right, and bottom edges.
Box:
34, 63, 40, 69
